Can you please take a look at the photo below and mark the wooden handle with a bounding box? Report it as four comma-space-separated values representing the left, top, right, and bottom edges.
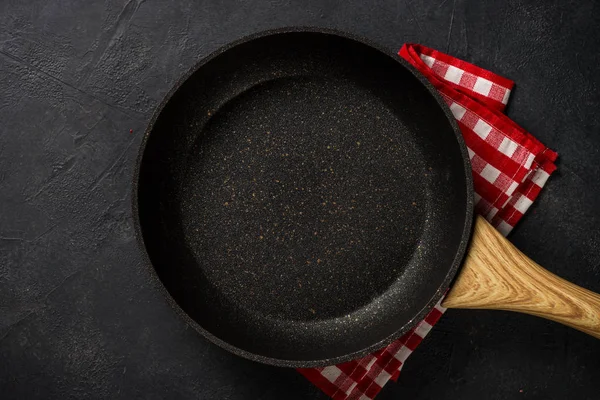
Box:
442, 215, 600, 339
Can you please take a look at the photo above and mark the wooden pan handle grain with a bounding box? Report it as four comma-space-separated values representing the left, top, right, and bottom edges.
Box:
442, 216, 600, 339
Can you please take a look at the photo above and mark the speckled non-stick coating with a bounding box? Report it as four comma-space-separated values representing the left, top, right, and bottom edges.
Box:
133, 29, 473, 367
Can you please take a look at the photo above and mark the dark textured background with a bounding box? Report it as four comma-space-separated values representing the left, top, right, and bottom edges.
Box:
1, 0, 599, 399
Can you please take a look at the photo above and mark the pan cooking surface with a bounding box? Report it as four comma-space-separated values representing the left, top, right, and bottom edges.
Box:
135, 30, 472, 366
182, 75, 427, 320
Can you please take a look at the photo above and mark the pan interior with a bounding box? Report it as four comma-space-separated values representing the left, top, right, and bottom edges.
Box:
137, 31, 470, 364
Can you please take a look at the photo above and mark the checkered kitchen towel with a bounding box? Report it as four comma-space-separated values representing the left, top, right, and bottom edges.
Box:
298, 44, 557, 399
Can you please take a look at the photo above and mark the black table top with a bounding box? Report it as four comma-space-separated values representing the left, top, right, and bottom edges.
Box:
1, 1, 599, 399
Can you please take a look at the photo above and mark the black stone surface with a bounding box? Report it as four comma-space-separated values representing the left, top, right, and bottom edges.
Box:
1, 0, 599, 399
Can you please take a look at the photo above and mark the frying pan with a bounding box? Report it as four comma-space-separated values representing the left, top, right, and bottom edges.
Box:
133, 28, 600, 367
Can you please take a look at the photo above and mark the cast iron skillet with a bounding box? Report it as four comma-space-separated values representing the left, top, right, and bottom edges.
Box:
133, 28, 600, 368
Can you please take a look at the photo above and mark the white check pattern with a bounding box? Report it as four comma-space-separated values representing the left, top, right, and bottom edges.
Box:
299, 44, 557, 400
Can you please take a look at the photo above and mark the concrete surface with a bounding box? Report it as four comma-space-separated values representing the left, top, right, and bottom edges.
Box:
1, 0, 599, 399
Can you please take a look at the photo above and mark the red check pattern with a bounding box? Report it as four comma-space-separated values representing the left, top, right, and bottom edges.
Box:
298, 44, 557, 399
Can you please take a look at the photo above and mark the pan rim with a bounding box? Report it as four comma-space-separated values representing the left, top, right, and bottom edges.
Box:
131, 26, 474, 368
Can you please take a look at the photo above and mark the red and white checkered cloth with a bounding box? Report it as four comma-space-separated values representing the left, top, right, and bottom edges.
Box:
298, 44, 557, 400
